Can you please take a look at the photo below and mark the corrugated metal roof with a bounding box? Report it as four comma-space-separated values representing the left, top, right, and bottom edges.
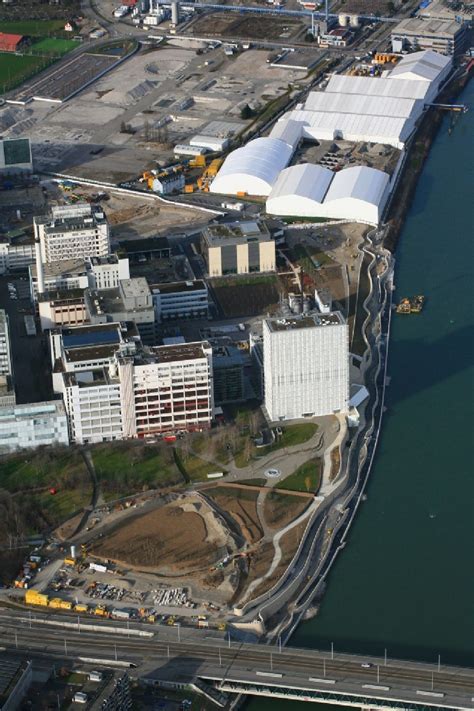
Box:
269, 119, 304, 149
388, 49, 451, 82
325, 74, 432, 100
304, 91, 421, 119
289, 109, 411, 145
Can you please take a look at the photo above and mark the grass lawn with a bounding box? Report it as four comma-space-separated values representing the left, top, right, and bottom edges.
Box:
278, 458, 322, 493
0, 448, 87, 492
36, 487, 92, 522
91, 443, 181, 498
31, 37, 80, 56
0, 20, 66, 36
261, 423, 318, 456
180, 453, 224, 482
0, 53, 47, 91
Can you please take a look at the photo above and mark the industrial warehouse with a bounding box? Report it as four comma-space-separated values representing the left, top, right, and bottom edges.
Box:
210, 50, 452, 225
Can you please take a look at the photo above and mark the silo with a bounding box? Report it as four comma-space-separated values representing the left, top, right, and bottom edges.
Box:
338, 13, 349, 26
171, 1, 180, 25
349, 14, 360, 27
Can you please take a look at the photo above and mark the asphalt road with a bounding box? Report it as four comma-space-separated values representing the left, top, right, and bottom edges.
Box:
0, 608, 472, 709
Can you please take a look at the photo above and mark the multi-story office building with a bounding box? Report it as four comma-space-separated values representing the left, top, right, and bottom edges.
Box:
118, 341, 213, 438
201, 220, 276, 277
34, 204, 110, 264
85, 278, 155, 343
213, 345, 245, 405
152, 280, 208, 322
0, 235, 35, 274
29, 255, 130, 302
38, 289, 88, 331
0, 309, 13, 377
0, 401, 69, 452
263, 312, 349, 421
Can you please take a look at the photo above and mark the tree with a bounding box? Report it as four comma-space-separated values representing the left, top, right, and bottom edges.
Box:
240, 104, 254, 120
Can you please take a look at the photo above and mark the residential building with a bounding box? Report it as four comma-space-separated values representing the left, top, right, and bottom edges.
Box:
118, 341, 213, 438
152, 172, 185, 195
38, 289, 88, 331
152, 280, 208, 322
201, 220, 276, 277
0, 309, 13, 377
0, 33, 27, 52
29, 255, 130, 302
391, 17, 468, 55
213, 345, 245, 404
85, 277, 155, 342
0, 401, 69, 452
0, 137, 32, 173
34, 204, 110, 264
263, 312, 349, 421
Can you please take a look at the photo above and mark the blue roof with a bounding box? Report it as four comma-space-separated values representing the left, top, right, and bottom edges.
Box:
63, 330, 120, 349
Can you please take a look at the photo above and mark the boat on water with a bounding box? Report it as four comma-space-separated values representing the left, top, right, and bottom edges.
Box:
396, 295, 425, 314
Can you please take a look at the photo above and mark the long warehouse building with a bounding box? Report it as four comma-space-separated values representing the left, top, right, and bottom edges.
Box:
210, 50, 452, 224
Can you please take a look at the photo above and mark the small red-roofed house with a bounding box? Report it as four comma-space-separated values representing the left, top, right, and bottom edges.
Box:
0, 33, 26, 52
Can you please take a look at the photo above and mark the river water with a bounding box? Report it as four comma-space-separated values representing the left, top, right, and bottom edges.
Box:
247, 78, 474, 710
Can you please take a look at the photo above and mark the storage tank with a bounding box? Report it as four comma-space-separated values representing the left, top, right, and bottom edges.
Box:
70, 545, 76, 560
349, 14, 360, 27
338, 13, 349, 26
171, 1, 180, 25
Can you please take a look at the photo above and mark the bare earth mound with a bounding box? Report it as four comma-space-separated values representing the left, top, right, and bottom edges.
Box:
92, 502, 227, 574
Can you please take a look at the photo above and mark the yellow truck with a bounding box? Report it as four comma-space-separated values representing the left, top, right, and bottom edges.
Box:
48, 597, 64, 609
74, 604, 88, 613
25, 590, 49, 606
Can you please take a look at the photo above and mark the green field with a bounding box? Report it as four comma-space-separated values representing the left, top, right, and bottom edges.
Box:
0, 53, 48, 91
91, 443, 182, 499
31, 37, 80, 56
0, 20, 66, 36
278, 458, 322, 493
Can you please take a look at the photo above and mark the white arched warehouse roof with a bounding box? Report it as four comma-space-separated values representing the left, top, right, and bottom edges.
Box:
266, 164, 333, 217
323, 166, 390, 225
269, 118, 305, 150
210, 137, 294, 197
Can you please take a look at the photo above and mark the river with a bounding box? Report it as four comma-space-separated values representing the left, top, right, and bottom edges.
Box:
246, 77, 474, 710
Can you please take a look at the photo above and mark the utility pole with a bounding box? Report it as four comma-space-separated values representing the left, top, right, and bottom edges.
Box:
114, 644, 117, 662
228, 632, 231, 649
323, 658, 326, 677
384, 648, 387, 666
64, 638, 68, 657
219, 648, 222, 667
331, 642, 334, 660
438, 654, 441, 673
278, 635, 282, 653
431, 671, 434, 691
377, 665, 380, 684
77, 616, 80, 634
270, 652, 273, 672
177, 623, 181, 643
14, 630, 18, 649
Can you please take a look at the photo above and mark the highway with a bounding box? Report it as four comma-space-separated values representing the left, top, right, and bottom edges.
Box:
1, 608, 473, 709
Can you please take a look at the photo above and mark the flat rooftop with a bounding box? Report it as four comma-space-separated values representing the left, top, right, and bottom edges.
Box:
30, 258, 87, 279
129, 341, 211, 364
266, 312, 345, 332
38, 287, 85, 303
63, 344, 120, 363
204, 220, 271, 247
151, 280, 207, 295
0, 658, 30, 707
393, 16, 464, 36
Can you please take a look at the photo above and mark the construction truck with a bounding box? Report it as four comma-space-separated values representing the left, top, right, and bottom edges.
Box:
25, 590, 49, 607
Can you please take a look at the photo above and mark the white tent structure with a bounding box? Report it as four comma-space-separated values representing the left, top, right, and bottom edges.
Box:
266, 164, 333, 217
266, 165, 390, 226
323, 166, 390, 224
324, 74, 433, 100
268, 118, 305, 150
387, 49, 451, 87
209, 136, 294, 197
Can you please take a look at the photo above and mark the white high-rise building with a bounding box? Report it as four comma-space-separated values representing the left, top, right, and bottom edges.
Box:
34, 204, 110, 264
0, 309, 13, 377
263, 312, 349, 421
0, 401, 69, 453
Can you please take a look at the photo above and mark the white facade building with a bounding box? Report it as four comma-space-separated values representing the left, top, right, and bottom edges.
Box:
0, 239, 35, 274
263, 313, 349, 421
152, 280, 208, 322
0, 310, 13, 378
61, 368, 123, 445
0, 401, 69, 453
34, 204, 111, 264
